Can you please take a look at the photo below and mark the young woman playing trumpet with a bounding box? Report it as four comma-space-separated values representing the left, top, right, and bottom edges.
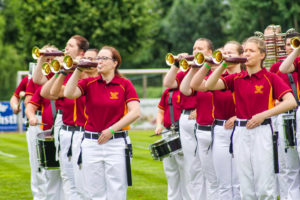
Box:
205, 37, 297, 199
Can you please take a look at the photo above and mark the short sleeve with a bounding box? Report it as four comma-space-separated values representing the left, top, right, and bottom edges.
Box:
158, 89, 168, 110
124, 79, 139, 104
14, 76, 28, 98
25, 79, 36, 96
222, 73, 238, 92
78, 78, 92, 96
29, 87, 42, 108
271, 73, 293, 101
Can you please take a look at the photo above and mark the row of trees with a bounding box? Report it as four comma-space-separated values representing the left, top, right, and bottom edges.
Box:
0, 0, 298, 99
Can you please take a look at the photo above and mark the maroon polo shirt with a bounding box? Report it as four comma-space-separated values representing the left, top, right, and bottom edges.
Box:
222, 68, 292, 119
158, 89, 182, 128
212, 72, 236, 120
74, 96, 86, 127
176, 70, 197, 110
25, 78, 42, 96
78, 75, 140, 132
270, 61, 299, 99
29, 87, 53, 130
195, 91, 214, 125
14, 76, 29, 98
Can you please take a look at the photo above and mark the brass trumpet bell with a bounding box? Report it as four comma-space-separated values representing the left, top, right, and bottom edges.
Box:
212, 50, 223, 64
291, 37, 300, 49
165, 53, 177, 66
42, 63, 51, 76
179, 59, 190, 72
63, 56, 75, 70
50, 60, 61, 73
32, 46, 41, 60
194, 52, 205, 66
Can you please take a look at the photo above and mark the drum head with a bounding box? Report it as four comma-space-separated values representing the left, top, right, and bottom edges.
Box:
37, 131, 54, 141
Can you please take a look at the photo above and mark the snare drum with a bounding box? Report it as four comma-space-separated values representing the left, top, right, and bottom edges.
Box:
36, 131, 59, 169
282, 113, 296, 147
149, 133, 182, 160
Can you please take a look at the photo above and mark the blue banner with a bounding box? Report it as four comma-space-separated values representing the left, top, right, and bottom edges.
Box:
0, 101, 25, 131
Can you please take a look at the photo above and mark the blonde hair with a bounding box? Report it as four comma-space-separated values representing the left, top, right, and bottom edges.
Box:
243, 36, 266, 67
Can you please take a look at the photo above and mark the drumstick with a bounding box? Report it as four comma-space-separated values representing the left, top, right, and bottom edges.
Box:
150, 130, 170, 137
17, 91, 25, 109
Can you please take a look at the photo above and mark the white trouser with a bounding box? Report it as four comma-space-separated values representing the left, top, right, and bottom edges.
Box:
233, 121, 276, 200
26, 115, 47, 200
72, 130, 88, 200
161, 131, 185, 200
179, 113, 206, 200
82, 135, 130, 200
59, 127, 82, 200
195, 127, 219, 200
212, 123, 240, 200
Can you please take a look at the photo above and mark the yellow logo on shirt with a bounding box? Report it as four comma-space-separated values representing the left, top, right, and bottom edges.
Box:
254, 85, 264, 94
110, 92, 119, 99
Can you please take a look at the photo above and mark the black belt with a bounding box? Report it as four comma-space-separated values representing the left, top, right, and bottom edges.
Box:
196, 124, 212, 131
285, 109, 295, 114
234, 118, 271, 127
84, 131, 128, 140
57, 109, 63, 114
182, 109, 193, 115
62, 124, 84, 132
214, 119, 226, 126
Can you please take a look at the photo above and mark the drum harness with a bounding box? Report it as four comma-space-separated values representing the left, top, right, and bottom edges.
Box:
286, 73, 299, 149
168, 89, 179, 134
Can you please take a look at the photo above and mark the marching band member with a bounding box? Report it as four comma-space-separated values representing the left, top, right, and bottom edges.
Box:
163, 38, 214, 200
190, 41, 243, 200
10, 75, 28, 114
179, 54, 219, 200
42, 48, 99, 200
64, 46, 140, 200
205, 36, 297, 199
155, 88, 185, 200
277, 32, 300, 200
38, 35, 89, 200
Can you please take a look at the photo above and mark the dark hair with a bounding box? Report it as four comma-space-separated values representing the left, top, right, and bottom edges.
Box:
101, 46, 122, 76
71, 35, 89, 52
195, 38, 214, 52
87, 48, 99, 54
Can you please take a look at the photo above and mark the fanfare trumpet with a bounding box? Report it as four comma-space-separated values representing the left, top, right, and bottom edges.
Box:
63, 56, 98, 69
212, 50, 247, 65
179, 52, 213, 72
165, 53, 194, 66
290, 37, 300, 49
41, 63, 51, 75
32, 46, 65, 60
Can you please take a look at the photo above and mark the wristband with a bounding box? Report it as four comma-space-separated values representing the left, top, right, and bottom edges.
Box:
222, 62, 228, 68
55, 73, 59, 78
77, 67, 83, 72
204, 63, 211, 70
174, 60, 179, 68
60, 70, 67, 76
109, 126, 115, 135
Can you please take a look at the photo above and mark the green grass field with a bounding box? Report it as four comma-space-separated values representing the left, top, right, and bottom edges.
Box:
0, 130, 167, 200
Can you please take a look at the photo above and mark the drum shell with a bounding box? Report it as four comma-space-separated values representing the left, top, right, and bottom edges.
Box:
37, 131, 60, 169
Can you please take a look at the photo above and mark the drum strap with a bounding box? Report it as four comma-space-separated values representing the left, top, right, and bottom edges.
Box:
123, 137, 132, 186
50, 100, 57, 135
67, 130, 75, 160
288, 73, 299, 105
168, 90, 179, 134
270, 124, 279, 174
77, 135, 85, 168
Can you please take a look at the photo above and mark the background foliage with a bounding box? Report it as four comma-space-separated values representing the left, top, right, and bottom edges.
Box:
0, 0, 298, 99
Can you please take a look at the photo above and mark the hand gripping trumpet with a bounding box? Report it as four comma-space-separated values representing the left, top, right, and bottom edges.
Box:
32, 46, 65, 60
165, 53, 194, 66
212, 50, 247, 65
290, 37, 300, 49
